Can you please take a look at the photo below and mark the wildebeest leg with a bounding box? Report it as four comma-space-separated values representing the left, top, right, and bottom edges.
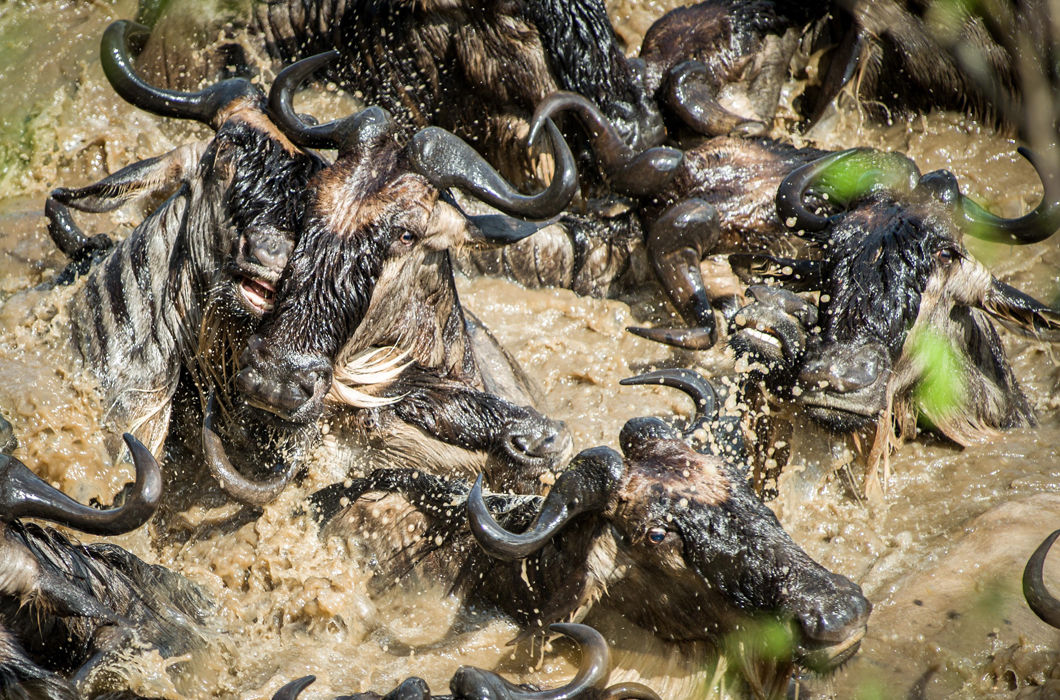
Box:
0, 628, 77, 700
391, 376, 571, 489
629, 198, 723, 349
664, 61, 766, 137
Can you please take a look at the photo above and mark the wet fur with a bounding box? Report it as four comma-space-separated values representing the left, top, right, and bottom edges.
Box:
0, 522, 211, 698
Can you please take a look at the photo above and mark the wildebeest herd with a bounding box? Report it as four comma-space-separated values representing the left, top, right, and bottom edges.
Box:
1, 0, 1059, 698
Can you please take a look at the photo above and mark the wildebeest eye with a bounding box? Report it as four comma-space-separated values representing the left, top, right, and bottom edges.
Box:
936, 247, 958, 265
647, 527, 667, 544
399, 230, 417, 246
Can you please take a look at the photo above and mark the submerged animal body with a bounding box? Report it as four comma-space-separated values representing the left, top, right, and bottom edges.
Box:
312, 371, 870, 695
0, 436, 212, 699
464, 93, 834, 349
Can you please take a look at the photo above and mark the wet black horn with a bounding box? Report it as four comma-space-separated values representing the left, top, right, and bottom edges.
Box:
529, 91, 683, 197
101, 20, 258, 128
1023, 529, 1060, 629
407, 121, 578, 220
202, 391, 301, 506
268, 51, 394, 151
958, 147, 1060, 244
599, 683, 663, 700
449, 623, 610, 699
0, 433, 161, 535
620, 368, 718, 443
271, 676, 316, 700
467, 446, 624, 561
776, 149, 920, 233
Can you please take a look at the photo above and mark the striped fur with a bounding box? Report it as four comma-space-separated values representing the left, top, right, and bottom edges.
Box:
60, 109, 321, 457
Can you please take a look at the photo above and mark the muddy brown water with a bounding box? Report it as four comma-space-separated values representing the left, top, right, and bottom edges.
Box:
1, 1, 1058, 698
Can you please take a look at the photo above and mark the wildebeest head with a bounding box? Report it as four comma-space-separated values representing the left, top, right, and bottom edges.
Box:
468, 370, 870, 673
72, 21, 322, 325
236, 53, 578, 425
732, 148, 1060, 442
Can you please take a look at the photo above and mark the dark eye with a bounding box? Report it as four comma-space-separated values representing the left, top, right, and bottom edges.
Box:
647, 527, 667, 544
399, 230, 416, 246
936, 247, 957, 265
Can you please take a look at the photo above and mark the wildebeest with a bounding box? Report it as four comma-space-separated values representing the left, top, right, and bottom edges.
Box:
638, 0, 826, 138
248, 0, 666, 172
270, 623, 661, 699
311, 369, 871, 693
727, 147, 1060, 492
0, 434, 212, 699
233, 52, 579, 490
455, 90, 821, 350
43, 19, 324, 507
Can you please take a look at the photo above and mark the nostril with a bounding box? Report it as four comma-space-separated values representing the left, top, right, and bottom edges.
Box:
298, 369, 323, 395
797, 591, 871, 644
511, 434, 530, 453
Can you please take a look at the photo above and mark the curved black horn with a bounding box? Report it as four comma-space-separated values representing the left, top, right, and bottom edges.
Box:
449, 623, 610, 699
268, 51, 394, 151
599, 683, 664, 700
776, 149, 921, 233
1024, 529, 1060, 628
408, 119, 577, 220
100, 20, 258, 128
528, 91, 683, 197
271, 676, 315, 700
958, 147, 1060, 244
203, 391, 300, 506
468, 446, 624, 561
0, 433, 161, 535
620, 368, 718, 443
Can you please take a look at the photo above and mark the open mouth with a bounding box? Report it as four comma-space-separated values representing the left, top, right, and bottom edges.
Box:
238, 275, 277, 314
741, 326, 783, 352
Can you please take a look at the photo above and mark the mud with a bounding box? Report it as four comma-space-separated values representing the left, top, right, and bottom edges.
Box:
0, 1, 1058, 698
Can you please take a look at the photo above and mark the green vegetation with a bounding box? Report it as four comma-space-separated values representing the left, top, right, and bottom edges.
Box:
909, 327, 966, 422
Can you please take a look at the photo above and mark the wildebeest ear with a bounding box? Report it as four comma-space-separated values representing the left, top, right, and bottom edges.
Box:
433, 192, 552, 249
50, 142, 206, 213
982, 279, 1060, 341
728, 253, 823, 290
464, 214, 555, 247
